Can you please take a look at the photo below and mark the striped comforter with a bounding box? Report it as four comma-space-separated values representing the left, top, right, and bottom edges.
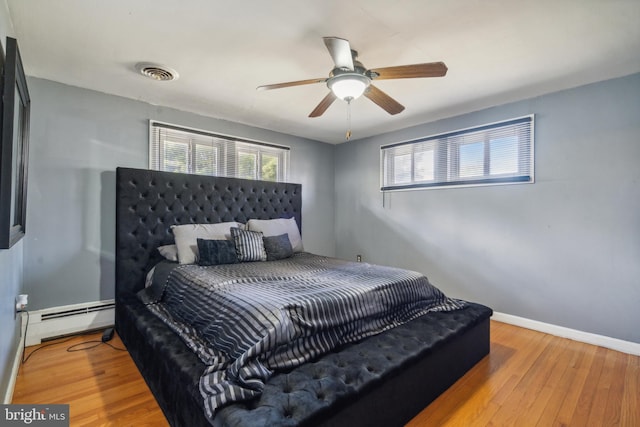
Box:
139, 252, 463, 421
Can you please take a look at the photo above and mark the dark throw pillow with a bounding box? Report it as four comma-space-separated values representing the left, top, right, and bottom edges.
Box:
263, 233, 293, 261
197, 239, 238, 266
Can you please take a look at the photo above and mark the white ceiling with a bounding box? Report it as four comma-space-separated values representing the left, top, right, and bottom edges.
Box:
7, 0, 640, 144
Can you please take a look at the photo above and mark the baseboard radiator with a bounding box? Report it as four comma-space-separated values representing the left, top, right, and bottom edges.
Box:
25, 300, 115, 346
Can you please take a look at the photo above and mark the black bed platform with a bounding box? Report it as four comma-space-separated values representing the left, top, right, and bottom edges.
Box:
115, 167, 492, 427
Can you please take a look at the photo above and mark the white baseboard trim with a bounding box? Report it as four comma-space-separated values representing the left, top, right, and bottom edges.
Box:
492, 311, 640, 356
3, 312, 27, 404
25, 299, 115, 347
4, 300, 115, 404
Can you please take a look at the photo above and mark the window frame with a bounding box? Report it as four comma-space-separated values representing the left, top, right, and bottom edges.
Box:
149, 121, 289, 182
380, 115, 534, 191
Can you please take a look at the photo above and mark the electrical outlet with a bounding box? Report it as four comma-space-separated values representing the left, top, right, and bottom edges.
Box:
16, 294, 29, 313
356, 254, 362, 262
15, 294, 28, 318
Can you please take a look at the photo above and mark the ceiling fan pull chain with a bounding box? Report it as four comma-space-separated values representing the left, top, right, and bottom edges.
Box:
346, 100, 352, 141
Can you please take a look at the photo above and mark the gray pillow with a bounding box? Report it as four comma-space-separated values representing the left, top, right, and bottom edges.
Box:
263, 234, 293, 261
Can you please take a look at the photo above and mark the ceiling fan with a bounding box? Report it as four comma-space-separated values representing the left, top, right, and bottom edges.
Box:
257, 37, 448, 118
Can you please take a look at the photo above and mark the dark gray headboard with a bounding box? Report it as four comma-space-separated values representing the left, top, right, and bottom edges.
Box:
115, 167, 302, 299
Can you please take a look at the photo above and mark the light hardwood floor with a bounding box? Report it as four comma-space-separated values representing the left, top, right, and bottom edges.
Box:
12, 321, 639, 426
12, 332, 168, 427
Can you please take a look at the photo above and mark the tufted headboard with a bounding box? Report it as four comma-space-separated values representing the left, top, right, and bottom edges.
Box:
115, 167, 302, 300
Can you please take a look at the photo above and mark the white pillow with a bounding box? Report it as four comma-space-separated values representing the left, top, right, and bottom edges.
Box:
171, 222, 244, 264
247, 218, 303, 253
157, 244, 178, 262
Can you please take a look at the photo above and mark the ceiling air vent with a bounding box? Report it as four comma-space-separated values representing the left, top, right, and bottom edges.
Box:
135, 62, 179, 81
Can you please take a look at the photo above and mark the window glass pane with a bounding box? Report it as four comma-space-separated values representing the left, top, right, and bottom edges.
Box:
459, 141, 484, 178
490, 136, 518, 175
382, 152, 391, 185
414, 150, 434, 182
261, 153, 279, 181
380, 116, 533, 190
194, 144, 217, 175
163, 140, 188, 173
151, 121, 290, 182
393, 153, 412, 184
238, 150, 257, 179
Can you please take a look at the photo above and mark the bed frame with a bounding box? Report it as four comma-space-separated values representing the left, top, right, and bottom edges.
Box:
115, 167, 491, 426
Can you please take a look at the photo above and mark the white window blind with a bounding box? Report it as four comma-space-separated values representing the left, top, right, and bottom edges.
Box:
149, 121, 289, 182
381, 115, 533, 191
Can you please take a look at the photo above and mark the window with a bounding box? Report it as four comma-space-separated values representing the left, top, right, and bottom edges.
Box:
150, 121, 289, 182
381, 115, 533, 191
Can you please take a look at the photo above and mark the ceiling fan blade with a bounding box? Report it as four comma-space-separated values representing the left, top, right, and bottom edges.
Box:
365, 85, 405, 115
309, 92, 337, 118
323, 37, 354, 71
257, 78, 326, 91
370, 62, 448, 80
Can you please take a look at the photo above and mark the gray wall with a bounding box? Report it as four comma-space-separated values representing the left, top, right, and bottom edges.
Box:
334, 73, 640, 344
0, 0, 22, 401
23, 77, 335, 310
0, 241, 22, 400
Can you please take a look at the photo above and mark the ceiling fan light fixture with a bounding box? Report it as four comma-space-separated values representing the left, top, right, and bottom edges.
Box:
328, 74, 370, 101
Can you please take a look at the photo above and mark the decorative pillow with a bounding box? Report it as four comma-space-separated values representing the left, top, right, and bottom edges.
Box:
263, 234, 293, 261
197, 239, 238, 266
157, 244, 178, 262
246, 218, 303, 253
171, 222, 244, 264
231, 227, 267, 262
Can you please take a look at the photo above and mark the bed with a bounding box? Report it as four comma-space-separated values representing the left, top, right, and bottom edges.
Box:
115, 167, 492, 427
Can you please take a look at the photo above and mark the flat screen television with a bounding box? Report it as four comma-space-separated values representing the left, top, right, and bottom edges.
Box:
0, 37, 31, 249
